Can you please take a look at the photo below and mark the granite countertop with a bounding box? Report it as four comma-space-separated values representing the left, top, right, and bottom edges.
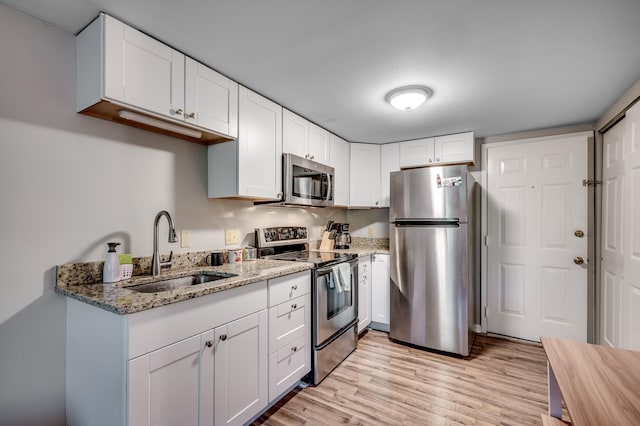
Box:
56, 259, 313, 315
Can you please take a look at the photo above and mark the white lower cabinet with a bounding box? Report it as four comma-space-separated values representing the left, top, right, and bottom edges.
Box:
370, 254, 390, 331
267, 272, 312, 402
358, 255, 372, 333
66, 272, 312, 426
214, 311, 268, 426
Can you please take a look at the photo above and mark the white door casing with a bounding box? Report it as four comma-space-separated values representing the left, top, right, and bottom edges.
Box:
484, 133, 590, 342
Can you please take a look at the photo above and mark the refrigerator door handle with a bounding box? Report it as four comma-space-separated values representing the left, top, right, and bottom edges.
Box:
393, 219, 460, 227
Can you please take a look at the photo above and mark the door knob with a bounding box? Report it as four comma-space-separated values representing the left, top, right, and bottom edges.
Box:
574, 230, 584, 238
574, 257, 585, 265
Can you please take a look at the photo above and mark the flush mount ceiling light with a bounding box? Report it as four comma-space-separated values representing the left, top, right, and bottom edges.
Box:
386, 86, 433, 111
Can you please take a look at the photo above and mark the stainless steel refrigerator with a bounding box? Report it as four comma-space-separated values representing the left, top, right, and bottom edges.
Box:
389, 165, 476, 356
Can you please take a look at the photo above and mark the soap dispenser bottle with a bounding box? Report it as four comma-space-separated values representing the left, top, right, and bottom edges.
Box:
103, 242, 121, 283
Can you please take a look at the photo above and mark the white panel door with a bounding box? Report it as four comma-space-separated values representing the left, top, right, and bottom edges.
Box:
282, 109, 309, 159
214, 310, 268, 426
308, 123, 330, 164
349, 143, 381, 207
128, 331, 214, 426
600, 120, 625, 347
104, 15, 184, 119
487, 134, 589, 342
623, 103, 640, 349
380, 143, 400, 207
185, 58, 238, 137
329, 134, 349, 206
237, 86, 282, 200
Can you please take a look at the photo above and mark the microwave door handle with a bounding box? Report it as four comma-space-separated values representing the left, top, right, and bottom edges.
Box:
325, 174, 332, 201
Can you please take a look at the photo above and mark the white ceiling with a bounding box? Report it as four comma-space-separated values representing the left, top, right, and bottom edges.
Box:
4, 0, 640, 143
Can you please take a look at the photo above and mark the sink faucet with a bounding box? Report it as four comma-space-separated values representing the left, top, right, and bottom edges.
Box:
151, 210, 179, 277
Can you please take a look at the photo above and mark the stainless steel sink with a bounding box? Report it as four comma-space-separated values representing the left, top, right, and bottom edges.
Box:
128, 272, 237, 293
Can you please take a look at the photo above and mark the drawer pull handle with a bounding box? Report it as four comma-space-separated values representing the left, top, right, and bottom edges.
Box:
205, 340, 214, 348
291, 303, 297, 310
291, 346, 298, 352
291, 285, 298, 290
219, 334, 227, 341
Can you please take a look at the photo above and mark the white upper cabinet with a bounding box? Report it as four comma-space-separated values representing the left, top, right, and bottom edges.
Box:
435, 132, 475, 164
330, 134, 350, 207
208, 86, 283, 200
283, 109, 330, 164
399, 137, 435, 168
379, 143, 400, 207
185, 58, 238, 138
349, 143, 381, 207
399, 132, 475, 168
77, 13, 238, 143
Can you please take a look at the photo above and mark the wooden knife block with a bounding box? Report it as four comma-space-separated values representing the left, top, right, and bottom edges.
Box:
319, 231, 334, 251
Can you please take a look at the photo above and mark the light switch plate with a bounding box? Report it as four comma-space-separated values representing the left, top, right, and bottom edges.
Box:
180, 230, 191, 248
225, 229, 238, 245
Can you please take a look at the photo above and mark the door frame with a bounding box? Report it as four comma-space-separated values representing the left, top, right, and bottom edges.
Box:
480, 131, 596, 342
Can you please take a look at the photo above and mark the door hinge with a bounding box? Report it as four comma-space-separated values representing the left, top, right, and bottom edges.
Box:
582, 179, 603, 187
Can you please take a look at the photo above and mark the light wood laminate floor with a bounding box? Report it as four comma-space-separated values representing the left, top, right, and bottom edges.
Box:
254, 330, 550, 425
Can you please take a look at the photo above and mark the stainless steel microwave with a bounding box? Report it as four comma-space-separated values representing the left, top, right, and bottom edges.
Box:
282, 153, 334, 207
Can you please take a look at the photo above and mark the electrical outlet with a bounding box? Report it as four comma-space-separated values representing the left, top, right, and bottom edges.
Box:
180, 230, 191, 248
368, 226, 375, 238
225, 229, 238, 245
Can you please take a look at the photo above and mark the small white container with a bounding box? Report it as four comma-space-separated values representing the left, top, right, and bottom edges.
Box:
103, 242, 121, 283
228, 249, 243, 264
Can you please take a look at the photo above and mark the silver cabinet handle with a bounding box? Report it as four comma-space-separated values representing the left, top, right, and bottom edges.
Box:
305, 154, 309, 159
291, 346, 298, 352
187, 112, 195, 119
205, 340, 214, 348
310, 155, 315, 160
219, 334, 227, 341
171, 108, 183, 116
291, 303, 297, 310
291, 285, 298, 290
436, 158, 440, 162
428, 158, 433, 163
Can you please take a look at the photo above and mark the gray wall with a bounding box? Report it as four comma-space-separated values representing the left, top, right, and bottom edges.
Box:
0, 6, 347, 424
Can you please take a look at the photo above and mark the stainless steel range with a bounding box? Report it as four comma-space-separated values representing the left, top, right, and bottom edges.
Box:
255, 226, 358, 385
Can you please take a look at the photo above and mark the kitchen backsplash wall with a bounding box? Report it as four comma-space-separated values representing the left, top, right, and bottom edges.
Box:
348, 208, 390, 238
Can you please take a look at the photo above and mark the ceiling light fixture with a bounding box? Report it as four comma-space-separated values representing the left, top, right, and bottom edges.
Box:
117, 110, 203, 138
386, 86, 433, 111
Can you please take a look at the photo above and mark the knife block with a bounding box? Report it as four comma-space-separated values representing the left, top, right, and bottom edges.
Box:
319, 231, 334, 251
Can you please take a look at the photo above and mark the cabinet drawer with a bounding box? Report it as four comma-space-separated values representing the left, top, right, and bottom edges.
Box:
268, 334, 310, 403
268, 271, 311, 307
269, 294, 310, 353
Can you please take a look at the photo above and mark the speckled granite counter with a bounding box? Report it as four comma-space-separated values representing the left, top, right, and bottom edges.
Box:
56, 258, 313, 315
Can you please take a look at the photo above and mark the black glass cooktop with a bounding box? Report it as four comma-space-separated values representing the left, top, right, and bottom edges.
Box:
267, 250, 356, 268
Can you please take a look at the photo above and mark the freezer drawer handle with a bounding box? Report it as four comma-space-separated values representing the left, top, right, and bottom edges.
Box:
393, 219, 460, 227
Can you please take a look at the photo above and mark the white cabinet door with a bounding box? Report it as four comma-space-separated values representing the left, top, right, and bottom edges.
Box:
380, 143, 400, 207
349, 143, 381, 207
283, 109, 330, 164
185, 58, 238, 137
358, 255, 372, 333
399, 138, 434, 168
308, 122, 330, 164
214, 310, 268, 426
104, 14, 184, 120
282, 109, 309, 159
237, 86, 283, 199
435, 132, 475, 165
208, 86, 282, 200
371, 254, 390, 329
128, 331, 214, 426
330, 134, 350, 206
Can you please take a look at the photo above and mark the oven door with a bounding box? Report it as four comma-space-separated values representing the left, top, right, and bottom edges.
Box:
315, 260, 358, 346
